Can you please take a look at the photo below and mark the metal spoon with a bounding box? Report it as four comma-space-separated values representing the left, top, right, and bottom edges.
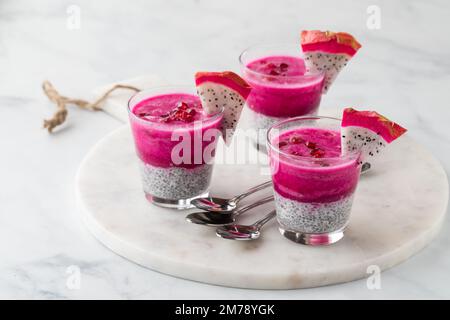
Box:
190, 181, 272, 213
185, 195, 274, 227
216, 210, 276, 240
191, 162, 368, 214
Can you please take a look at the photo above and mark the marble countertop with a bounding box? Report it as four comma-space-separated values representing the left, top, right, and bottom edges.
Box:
1, 0, 449, 299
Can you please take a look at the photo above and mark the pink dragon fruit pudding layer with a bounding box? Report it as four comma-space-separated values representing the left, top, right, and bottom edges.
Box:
268, 127, 361, 234
243, 55, 324, 133
129, 92, 222, 201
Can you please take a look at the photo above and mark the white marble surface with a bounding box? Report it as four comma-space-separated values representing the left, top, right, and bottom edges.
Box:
1, 0, 450, 299
76, 125, 447, 289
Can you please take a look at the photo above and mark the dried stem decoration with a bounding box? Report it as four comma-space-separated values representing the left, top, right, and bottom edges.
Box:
42, 80, 140, 132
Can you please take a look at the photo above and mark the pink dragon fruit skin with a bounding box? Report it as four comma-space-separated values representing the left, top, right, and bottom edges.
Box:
195, 71, 252, 145
341, 108, 407, 170
301, 30, 362, 93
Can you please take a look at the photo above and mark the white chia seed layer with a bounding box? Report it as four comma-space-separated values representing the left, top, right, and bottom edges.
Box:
248, 108, 286, 148
274, 191, 354, 234
139, 161, 213, 200
248, 107, 286, 132
247, 108, 319, 148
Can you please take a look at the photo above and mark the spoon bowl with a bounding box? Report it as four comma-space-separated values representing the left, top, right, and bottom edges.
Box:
190, 181, 272, 213
190, 197, 237, 213
216, 225, 261, 240
185, 211, 235, 226
186, 195, 274, 227
215, 210, 276, 241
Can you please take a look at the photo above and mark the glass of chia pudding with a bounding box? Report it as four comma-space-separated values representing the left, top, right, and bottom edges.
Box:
128, 86, 223, 209
267, 116, 362, 245
239, 44, 325, 150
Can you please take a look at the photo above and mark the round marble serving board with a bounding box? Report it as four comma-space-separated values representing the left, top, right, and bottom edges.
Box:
76, 125, 448, 289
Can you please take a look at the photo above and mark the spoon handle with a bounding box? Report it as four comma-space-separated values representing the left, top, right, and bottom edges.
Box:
234, 195, 274, 216
254, 210, 276, 229
231, 181, 272, 203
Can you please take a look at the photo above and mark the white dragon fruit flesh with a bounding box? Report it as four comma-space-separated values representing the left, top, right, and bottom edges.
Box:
195, 71, 251, 145
301, 30, 361, 93
341, 108, 407, 171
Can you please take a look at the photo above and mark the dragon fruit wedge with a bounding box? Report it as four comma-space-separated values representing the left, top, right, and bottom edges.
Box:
301, 30, 362, 94
195, 71, 251, 145
341, 108, 407, 171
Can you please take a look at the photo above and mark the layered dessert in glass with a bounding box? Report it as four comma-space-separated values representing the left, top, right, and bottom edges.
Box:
128, 86, 223, 209
267, 116, 362, 245
240, 44, 325, 149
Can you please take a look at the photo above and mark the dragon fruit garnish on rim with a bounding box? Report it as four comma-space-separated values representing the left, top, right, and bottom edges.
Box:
195, 71, 252, 145
341, 108, 407, 171
301, 30, 362, 93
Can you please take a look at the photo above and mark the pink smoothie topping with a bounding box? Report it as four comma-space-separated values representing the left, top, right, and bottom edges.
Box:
244, 55, 324, 117
130, 93, 222, 168
246, 55, 306, 77
133, 93, 204, 124
270, 127, 360, 203
275, 128, 341, 159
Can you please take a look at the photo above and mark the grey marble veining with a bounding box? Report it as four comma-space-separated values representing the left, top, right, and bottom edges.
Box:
0, 0, 450, 299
